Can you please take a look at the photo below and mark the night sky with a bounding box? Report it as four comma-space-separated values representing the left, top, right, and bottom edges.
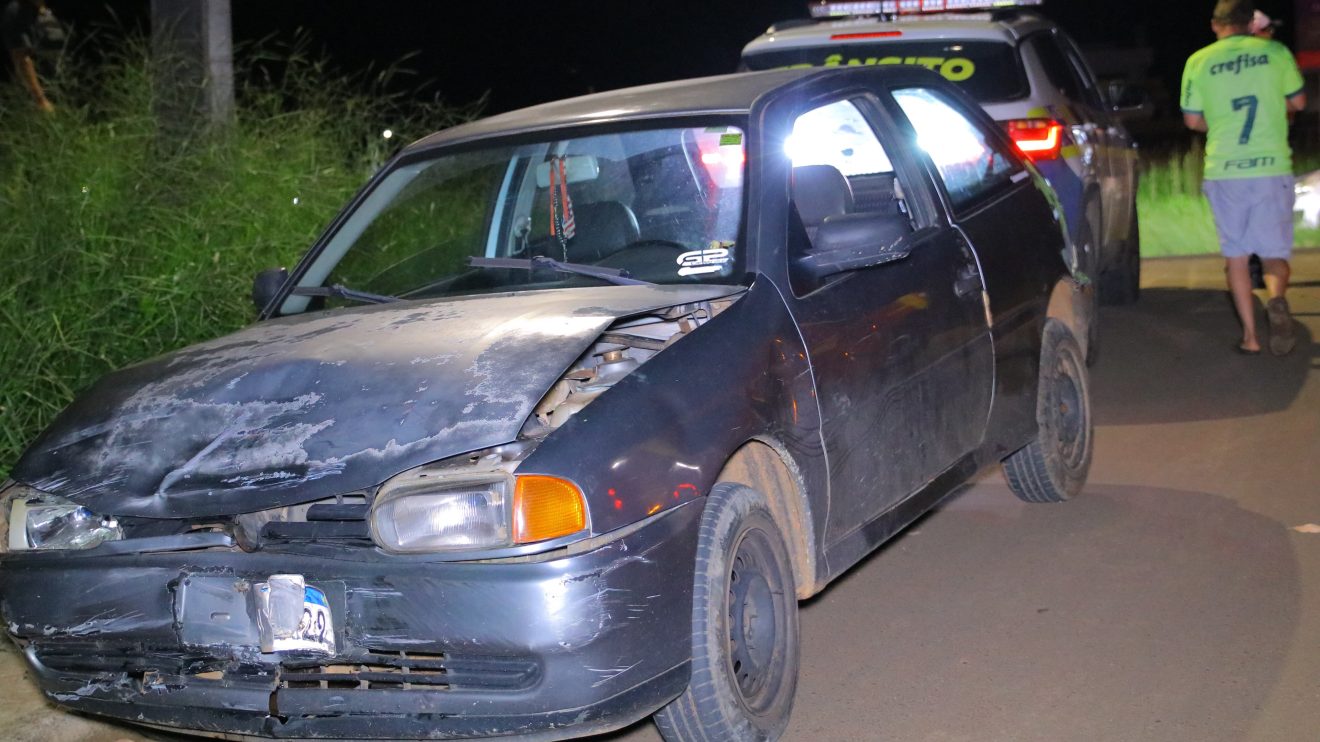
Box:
25, 1, 1306, 120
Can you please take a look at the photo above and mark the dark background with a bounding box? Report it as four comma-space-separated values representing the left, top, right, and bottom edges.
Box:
8, 1, 1304, 128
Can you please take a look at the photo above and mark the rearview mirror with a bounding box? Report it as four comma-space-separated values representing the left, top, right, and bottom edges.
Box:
535, 155, 600, 188
795, 213, 918, 280
252, 267, 289, 315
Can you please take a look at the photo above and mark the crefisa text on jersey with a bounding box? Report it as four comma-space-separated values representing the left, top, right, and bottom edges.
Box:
1209, 53, 1271, 76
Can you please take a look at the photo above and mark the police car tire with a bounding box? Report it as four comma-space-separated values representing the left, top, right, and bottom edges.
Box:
1002, 320, 1093, 504
654, 483, 799, 742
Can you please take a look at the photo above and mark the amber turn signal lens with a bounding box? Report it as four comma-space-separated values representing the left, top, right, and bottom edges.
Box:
513, 475, 587, 544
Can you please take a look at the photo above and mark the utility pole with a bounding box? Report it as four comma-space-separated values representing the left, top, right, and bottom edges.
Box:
150, 0, 234, 128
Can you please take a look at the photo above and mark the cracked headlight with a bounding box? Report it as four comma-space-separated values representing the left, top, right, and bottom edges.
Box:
369, 468, 587, 554
1, 484, 123, 552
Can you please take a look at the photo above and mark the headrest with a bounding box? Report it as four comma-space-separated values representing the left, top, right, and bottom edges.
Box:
792, 165, 853, 227
565, 201, 640, 263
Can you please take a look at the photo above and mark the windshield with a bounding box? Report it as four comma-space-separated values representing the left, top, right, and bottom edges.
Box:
742, 40, 1028, 103
282, 124, 747, 313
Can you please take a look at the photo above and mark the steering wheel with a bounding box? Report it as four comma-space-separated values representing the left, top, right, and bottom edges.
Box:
622, 238, 689, 253
596, 239, 705, 282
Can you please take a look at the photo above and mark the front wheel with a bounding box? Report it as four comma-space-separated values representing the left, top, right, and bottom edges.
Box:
654, 483, 799, 742
1002, 320, 1093, 503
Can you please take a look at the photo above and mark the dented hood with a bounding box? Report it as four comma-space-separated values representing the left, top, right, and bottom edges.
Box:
13, 285, 737, 519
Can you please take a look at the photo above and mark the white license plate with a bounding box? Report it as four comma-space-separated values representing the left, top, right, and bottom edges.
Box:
280, 584, 335, 653
255, 575, 336, 654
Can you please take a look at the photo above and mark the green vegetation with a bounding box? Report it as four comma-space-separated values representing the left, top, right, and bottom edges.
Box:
0, 39, 474, 478
1137, 143, 1320, 256
327, 159, 504, 300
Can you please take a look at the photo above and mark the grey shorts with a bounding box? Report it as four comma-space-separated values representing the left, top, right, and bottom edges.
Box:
1202, 175, 1295, 260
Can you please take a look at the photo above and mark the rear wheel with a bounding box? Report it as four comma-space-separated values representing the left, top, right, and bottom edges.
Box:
654, 483, 799, 742
1002, 320, 1093, 503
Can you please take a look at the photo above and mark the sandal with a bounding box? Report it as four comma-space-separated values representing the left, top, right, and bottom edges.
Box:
1236, 343, 1261, 355
1266, 297, 1296, 356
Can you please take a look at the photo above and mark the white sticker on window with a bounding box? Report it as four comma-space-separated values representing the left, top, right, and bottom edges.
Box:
676, 243, 732, 276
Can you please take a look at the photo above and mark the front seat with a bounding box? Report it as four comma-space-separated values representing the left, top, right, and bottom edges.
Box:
792, 164, 853, 243
565, 202, 640, 263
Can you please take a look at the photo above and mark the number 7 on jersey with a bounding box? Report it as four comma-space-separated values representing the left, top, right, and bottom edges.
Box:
1232, 95, 1258, 145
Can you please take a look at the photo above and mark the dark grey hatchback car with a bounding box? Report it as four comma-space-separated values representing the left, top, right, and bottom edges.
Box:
0, 66, 1092, 741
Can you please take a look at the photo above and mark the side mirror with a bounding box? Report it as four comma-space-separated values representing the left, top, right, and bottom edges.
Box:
795, 213, 919, 280
1105, 80, 1153, 121
252, 267, 289, 315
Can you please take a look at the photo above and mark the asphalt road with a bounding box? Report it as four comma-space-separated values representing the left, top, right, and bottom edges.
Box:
2, 252, 1317, 742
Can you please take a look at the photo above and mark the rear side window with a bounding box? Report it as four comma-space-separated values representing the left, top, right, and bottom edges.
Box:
742, 40, 1028, 102
893, 87, 1023, 212
1026, 34, 1084, 101
787, 99, 894, 176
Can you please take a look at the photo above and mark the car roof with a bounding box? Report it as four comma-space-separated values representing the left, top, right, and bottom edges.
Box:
742, 13, 1055, 56
407, 68, 819, 153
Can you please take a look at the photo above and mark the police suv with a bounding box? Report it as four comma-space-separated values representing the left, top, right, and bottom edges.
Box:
743, 0, 1143, 307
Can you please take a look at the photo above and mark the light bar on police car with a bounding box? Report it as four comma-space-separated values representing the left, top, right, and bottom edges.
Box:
808, 0, 1042, 18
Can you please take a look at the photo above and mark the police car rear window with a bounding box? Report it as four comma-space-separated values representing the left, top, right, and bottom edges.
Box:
742, 40, 1028, 103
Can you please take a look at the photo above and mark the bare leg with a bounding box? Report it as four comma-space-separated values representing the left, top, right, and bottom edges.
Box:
1262, 258, 1290, 300
1225, 256, 1260, 352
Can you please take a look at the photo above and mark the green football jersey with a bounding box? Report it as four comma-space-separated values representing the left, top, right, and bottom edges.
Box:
1181, 35, 1304, 180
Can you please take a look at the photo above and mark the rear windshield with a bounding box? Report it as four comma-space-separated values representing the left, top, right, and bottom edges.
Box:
742, 40, 1027, 103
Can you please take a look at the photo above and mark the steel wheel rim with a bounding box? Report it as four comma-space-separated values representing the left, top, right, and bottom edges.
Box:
726, 526, 788, 715
1052, 349, 1087, 471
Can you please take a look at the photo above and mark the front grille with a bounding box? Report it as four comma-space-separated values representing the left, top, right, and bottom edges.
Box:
281, 650, 449, 690
280, 650, 539, 692
35, 644, 540, 693
233, 493, 374, 550
35, 643, 225, 678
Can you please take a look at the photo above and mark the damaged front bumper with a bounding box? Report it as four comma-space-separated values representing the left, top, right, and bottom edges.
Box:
0, 500, 701, 740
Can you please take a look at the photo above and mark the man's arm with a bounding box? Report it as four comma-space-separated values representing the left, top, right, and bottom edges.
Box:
9, 48, 53, 113
1287, 92, 1307, 113
1180, 56, 1204, 132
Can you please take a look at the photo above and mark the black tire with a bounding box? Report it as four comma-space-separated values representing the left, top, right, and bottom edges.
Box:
1002, 321, 1093, 503
654, 483, 799, 742
1100, 206, 1141, 306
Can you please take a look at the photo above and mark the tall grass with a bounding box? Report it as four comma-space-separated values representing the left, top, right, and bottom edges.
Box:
0, 38, 475, 478
1137, 141, 1320, 256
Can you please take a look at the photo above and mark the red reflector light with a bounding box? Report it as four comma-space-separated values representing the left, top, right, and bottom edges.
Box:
697, 141, 745, 180
829, 30, 903, 40
1005, 118, 1064, 160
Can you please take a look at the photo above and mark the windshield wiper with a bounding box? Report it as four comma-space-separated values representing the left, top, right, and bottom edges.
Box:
468, 256, 654, 286
290, 284, 399, 305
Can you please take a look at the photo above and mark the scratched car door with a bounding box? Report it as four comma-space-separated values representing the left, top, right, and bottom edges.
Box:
781, 95, 993, 547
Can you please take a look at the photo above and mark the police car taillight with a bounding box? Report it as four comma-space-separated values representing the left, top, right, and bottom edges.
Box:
808, 0, 1042, 18
1005, 118, 1063, 160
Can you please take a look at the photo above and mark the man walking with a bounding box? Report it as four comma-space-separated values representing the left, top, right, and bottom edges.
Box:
1182, 0, 1305, 355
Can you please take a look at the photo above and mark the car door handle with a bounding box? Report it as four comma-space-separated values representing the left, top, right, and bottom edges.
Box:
954, 264, 981, 297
